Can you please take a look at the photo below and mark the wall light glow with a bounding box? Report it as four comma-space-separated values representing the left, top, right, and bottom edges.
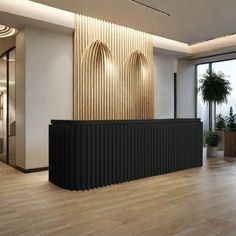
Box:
190, 34, 236, 54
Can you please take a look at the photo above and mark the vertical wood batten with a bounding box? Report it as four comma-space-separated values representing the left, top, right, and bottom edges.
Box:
74, 14, 153, 120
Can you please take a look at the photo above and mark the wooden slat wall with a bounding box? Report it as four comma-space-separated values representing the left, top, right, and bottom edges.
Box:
74, 14, 153, 120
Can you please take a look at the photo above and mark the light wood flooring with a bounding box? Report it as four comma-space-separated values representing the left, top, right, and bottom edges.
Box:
1, 152, 236, 236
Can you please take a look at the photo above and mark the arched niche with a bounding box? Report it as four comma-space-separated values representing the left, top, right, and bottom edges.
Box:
125, 50, 149, 119
82, 40, 114, 79
126, 50, 149, 81
81, 40, 116, 119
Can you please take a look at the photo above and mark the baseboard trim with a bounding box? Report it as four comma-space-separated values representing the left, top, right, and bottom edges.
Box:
16, 166, 48, 173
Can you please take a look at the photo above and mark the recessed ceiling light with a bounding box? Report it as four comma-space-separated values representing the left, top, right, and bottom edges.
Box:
0, 25, 18, 38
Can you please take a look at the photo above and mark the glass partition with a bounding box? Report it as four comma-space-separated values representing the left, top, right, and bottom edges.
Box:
0, 54, 7, 163
8, 49, 16, 166
0, 48, 16, 166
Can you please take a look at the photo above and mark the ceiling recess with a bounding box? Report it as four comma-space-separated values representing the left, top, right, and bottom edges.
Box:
130, 0, 170, 16
0, 25, 18, 38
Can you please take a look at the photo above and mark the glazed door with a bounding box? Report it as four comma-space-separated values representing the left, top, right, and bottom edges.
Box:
0, 48, 16, 166
0, 53, 7, 163
8, 49, 16, 167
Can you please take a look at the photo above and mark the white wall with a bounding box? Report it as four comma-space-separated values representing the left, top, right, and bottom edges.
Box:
154, 53, 175, 119
16, 29, 26, 168
154, 53, 197, 119
16, 27, 73, 169
177, 59, 196, 118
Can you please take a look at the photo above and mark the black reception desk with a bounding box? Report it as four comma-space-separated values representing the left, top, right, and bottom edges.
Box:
49, 119, 203, 190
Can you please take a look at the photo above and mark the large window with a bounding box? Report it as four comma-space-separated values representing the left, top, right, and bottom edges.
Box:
197, 59, 236, 132
212, 60, 236, 116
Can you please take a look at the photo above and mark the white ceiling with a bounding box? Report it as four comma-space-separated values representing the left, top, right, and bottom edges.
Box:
32, 0, 236, 44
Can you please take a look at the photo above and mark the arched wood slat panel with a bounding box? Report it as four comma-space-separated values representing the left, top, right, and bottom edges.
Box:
74, 14, 153, 120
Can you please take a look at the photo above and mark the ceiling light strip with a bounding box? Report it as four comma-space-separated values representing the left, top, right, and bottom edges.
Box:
130, 0, 170, 16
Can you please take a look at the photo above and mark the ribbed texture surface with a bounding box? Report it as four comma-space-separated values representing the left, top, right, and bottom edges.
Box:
49, 119, 203, 191
73, 14, 154, 120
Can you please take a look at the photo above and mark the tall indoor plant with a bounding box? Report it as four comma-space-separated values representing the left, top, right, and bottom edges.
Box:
198, 69, 232, 131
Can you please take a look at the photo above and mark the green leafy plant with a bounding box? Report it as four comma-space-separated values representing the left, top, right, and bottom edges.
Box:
199, 69, 232, 104
198, 69, 232, 130
225, 107, 236, 131
205, 131, 219, 147
215, 114, 226, 131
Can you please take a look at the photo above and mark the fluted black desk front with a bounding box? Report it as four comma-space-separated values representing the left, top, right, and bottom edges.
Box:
49, 119, 203, 190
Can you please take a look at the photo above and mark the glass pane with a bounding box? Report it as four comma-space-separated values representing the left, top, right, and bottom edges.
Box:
212, 60, 236, 117
197, 63, 209, 133
0, 55, 7, 163
9, 49, 16, 167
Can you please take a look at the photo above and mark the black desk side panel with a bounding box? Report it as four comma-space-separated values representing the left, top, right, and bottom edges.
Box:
49, 119, 203, 190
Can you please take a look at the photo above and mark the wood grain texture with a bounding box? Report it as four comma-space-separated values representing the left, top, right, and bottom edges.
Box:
224, 131, 236, 157
73, 14, 153, 120
1, 152, 236, 235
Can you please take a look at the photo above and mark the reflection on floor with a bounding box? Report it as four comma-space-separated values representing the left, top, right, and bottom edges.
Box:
1, 154, 236, 236
0, 153, 6, 163
8, 135, 16, 167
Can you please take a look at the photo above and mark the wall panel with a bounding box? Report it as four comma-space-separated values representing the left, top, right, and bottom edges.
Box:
74, 14, 153, 120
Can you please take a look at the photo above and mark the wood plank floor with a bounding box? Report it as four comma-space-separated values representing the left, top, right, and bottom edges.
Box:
1, 153, 236, 236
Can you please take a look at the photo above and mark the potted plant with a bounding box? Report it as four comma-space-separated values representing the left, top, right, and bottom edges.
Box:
205, 131, 219, 157
225, 107, 236, 131
198, 69, 232, 131
215, 114, 226, 151
224, 107, 236, 157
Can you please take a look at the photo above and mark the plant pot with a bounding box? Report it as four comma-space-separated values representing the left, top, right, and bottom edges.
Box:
216, 130, 224, 151
224, 131, 236, 157
207, 146, 218, 157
